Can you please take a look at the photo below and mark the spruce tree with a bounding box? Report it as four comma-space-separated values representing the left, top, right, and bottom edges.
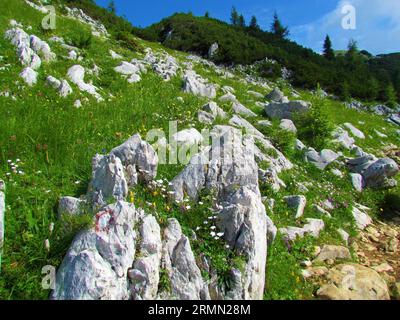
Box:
230, 7, 239, 26
271, 12, 289, 39
239, 14, 246, 28
107, 1, 116, 14
249, 16, 259, 30
323, 35, 335, 60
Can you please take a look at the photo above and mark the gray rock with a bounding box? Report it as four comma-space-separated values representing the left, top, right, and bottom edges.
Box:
30, 35, 56, 62
51, 201, 138, 300
312, 204, 332, 218
20, 67, 37, 86
280, 218, 324, 242
248, 91, 264, 99
110, 134, 158, 184
265, 88, 288, 103
183, 70, 216, 98
58, 196, 86, 218
350, 173, 363, 192
257, 120, 272, 128
332, 128, 355, 149
280, 119, 297, 133
343, 123, 365, 139
266, 215, 277, 245
363, 158, 399, 189
208, 42, 218, 58
338, 229, 350, 244
265, 100, 310, 120
130, 215, 162, 300
295, 139, 306, 151
284, 195, 307, 219
229, 115, 264, 137
46, 76, 72, 97
232, 101, 257, 118
162, 218, 210, 300
67, 65, 103, 101
314, 245, 351, 262
197, 110, 215, 124
352, 205, 373, 230
88, 154, 128, 208
202, 101, 227, 119
218, 186, 267, 300
171, 128, 204, 146
219, 92, 237, 103
305, 148, 340, 170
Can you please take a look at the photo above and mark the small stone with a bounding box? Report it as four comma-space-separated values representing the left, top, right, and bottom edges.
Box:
314, 245, 351, 262
372, 263, 393, 273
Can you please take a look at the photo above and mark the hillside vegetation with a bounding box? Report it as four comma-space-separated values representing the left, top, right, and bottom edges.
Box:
0, 0, 399, 301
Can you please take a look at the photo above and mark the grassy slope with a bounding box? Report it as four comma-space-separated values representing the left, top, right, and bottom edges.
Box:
0, 0, 399, 300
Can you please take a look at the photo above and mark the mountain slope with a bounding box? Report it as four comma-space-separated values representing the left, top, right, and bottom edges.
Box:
0, 0, 399, 300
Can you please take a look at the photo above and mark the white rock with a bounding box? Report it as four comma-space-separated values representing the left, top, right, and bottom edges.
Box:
51, 201, 138, 300
183, 70, 216, 98
344, 123, 365, 139
202, 101, 227, 119
58, 196, 86, 217
352, 206, 373, 230
280, 119, 297, 133
171, 128, 204, 146
284, 195, 307, 219
232, 101, 257, 118
350, 173, 363, 192
219, 92, 237, 103
20, 67, 37, 86
67, 65, 103, 101
229, 115, 264, 137
109, 49, 123, 59
265, 100, 310, 120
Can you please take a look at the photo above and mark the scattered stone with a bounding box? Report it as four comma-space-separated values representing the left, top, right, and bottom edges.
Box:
202, 101, 227, 119
352, 205, 373, 230
332, 127, 355, 149
284, 195, 306, 218
208, 42, 218, 58
295, 139, 306, 151
229, 115, 264, 137
350, 173, 363, 192
314, 245, 351, 262
58, 196, 86, 218
279, 119, 297, 133
46, 76, 72, 97
331, 168, 344, 178
337, 229, 350, 244
219, 92, 237, 103
265, 88, 288, 103
109, 49, 123, 59
232, 101, 257, 118
374, 130, 388, 138
372, 263, 393, 274
183, 70, 216, 98
343, 123, 365, 139
265, 100, 310, 120
280, 218, 324, 242
305, 148, 340, 170
317, 264, 390, 300
171, 128, 204, 146
247, 91, 263, 99
257, 120, 272, 128
312, 204, 332, 218
20, 67, 37, 86
67, 65, 103, 101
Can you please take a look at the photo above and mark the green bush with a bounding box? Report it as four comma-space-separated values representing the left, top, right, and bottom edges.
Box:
69, 30, 92, 49
295, 96, 333, 150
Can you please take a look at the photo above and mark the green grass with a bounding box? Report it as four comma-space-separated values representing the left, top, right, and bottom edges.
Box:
0, 0, 399, 300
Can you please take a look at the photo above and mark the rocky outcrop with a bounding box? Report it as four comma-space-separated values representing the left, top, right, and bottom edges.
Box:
67, 65, 103, 101
46, 76, 73, 97
348, 156, 399, 189
20, 67, 37, 86
170, 126, 267, 299
305, 148, 340, 170
161, 219, 210, 300
265, 100, 310, 120
51, 201, 139, 300
130, 215, 162, 300
208, 43, 219, 58
114, 60, 147, 83
266, 88, 288, 103
284, 195, 307, 219
144, 49, 179, 81
280, 218, 325, 242
317, 264, 390, 300
183, 70, 217, 98
232, 101, 257, 118
65, 6, 109, 37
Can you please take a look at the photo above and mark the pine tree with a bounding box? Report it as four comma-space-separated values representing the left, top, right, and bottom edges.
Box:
346, 39, 358, 61
230, 7, 239, 26
205, 11, 210, 18
239, 14, 246, 28
271, 12, 289, 38
384, 84, 398, 108
107, 1, 116, 14
323, 35, 335, 60
249, 16, 259, 30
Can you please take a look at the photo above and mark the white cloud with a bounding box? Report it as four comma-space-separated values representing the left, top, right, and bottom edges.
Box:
291, 0, 400, 54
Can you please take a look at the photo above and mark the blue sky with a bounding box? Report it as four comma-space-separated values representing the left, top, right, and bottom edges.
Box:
95, 0, 399, 55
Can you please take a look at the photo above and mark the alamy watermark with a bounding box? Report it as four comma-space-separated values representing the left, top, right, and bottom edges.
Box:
341, 4, 356, 30
41, 6, 56, 30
